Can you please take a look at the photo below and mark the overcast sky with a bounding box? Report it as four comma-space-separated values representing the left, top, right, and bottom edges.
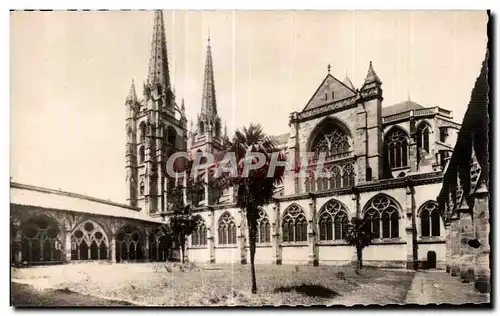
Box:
10, 10, 488, 203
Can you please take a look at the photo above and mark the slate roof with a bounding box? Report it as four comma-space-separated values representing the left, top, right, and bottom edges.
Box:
382, 100, 425, 117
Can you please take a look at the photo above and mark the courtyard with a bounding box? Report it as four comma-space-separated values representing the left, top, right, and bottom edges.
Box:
11, 262, 490, 307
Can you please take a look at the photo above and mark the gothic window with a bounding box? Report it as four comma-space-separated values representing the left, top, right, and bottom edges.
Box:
311, 121, 351, 160
363, 194, 401, 239
116, 224, 144, 262
139, 122, 146, 142
191, 220, 207, 246
71, 220, 109, 260
316, 168, 329, 192
21, 215, 62, 263
256, 211, 271, 244
416, 123, 431, 153
167, 126, 177, 146
318, 199, 349, 241
420, 201, 441, 237
329, 166, 342, 189
282, 205, 308, 243
439, 127, 448, 142
218, 212, 237, 245
342, 163, 355, 188
385, 128, 409, 169
139, 146, 145, 163
304, 169, 314, 193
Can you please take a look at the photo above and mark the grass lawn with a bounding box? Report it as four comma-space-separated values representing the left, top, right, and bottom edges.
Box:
14, 262, 415, 306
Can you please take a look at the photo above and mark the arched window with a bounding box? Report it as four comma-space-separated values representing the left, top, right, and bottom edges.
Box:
282, 205, 308, 243
318, 199, 349, 241
311, 120, 351, 160
420, 201, 441, 237
21, 215, 62, 263
191, 220, 207, 246
139, 146, 145, 163
218, 212, 237, 245
363, 194, 401, 239
71, 220, 109, 260
316, 169, 329, 192
167, 126, 177, 146
304, 169, 314, 193
256, 211, 271, 244
416, 123, 431, 153
116, 224, 144, 262
139, 122, 146, 142
385, 128, 409, 169
342, 163, 355, 188
330, 166, 342, 189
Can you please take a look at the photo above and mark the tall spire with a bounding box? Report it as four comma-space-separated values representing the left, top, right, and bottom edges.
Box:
147, 10, 171, 91
201, 35, 217, 117
126, 79, 137, 104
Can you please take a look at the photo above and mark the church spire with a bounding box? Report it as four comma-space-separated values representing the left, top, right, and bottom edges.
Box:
201, 35, 217, 117
363, 61, 382, 86
126, 79, 137, 104
147, 10, 171, 91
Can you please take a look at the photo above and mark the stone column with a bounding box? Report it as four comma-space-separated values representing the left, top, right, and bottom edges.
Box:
110, 233, 116, 263
405, 184, 418, 270
272, 204, 282, 265
207, 209, 215, 263
144, 232, 150, 262
457, 198, 475, 283
308, 198, 318, 266
409, 113, 418, 173
449, 215, 460, 276
63, 229, 72, 263
238, 209, 247, 264
444, 224, 451, 273
472, 182, 490, 293
11, 218, 23, 265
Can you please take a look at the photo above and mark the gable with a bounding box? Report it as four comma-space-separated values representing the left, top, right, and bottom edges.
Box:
302, 74, 356, 112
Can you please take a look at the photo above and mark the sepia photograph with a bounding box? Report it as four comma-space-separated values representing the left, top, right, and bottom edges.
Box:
9, 9, 490, 307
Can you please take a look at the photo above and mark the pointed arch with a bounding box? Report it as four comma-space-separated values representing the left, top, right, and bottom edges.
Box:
20, 214, 63, 263
317, 199, 350, 241
418, 200, 441, 237
384, 126, 410, 169
281, 204, 307, 243
71, 219, 110, 261
362, 194, 403, 239
416, 121, 432, 153
191, 218, 207, 246
217, 212, 236, 245
307, 116, 353, 161
256, 209, 271, 244
116, 224, 144, 262
139, 121, 146, 142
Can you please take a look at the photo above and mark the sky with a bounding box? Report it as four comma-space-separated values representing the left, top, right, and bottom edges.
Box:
10, 10, 488, 203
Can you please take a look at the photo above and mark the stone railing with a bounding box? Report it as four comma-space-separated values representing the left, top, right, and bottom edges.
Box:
382, 111, 411, 124
383, 106, 452, 124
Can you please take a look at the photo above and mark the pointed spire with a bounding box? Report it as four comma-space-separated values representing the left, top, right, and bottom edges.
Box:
147, 10, 171, 91
224, 121, 228, 138
343, 75, 355, 90
181, 98, 186, 113
363, 61, 382, 86
201, 35, 217, 117
126, 79, 137, 104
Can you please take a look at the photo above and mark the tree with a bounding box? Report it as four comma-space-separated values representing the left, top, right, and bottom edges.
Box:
163, 184, 202, 264
344, 217, 373, 273
212, 123, 286, 294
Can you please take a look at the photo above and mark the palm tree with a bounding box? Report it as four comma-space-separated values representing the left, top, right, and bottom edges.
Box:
212, 123, 286, 294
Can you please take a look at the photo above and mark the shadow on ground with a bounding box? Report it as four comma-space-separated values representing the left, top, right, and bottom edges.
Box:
273, 284, 339, 299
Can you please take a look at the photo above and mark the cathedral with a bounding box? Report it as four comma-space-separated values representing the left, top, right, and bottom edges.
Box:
123, 10, 461, 269
12, 10, 479, 271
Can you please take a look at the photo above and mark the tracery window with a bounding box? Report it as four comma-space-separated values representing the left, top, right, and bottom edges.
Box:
139, 146, 145, 163
256, 210, 271, 244
416, 123, 431, 153
282, 205, 308, 243
311, 123, 351, 160
420, 201, 441, 237
191, 220, 207, 246
318, 200, 349, 241
139, 122, 146, 142
21, 216, 62, 263
116, 225, 144, 262
303, 163, 355, 193
218, 212, 237, 245
167, 126, 177, 145
385, 128, 409, 169
71, 220, 109, 260
363, 195, 401, 239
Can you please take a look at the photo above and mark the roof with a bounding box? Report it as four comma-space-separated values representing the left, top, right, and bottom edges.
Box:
382, 100, 425, 117
273, 132, 290, 145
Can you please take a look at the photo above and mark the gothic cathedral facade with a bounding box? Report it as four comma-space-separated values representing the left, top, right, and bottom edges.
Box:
125, 11, 461, 269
